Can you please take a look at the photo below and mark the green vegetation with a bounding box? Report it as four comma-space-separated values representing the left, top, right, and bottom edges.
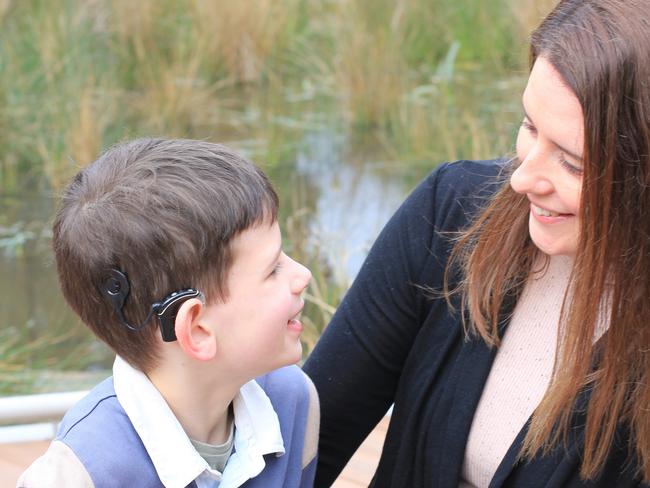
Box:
0, 0, 556, 190
0, 0, 558, 392
0, 325, 111, 394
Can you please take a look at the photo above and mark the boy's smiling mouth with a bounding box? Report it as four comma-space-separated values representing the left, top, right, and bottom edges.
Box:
287, 306, 304, 332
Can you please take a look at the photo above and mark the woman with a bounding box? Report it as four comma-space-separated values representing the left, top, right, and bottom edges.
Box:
304, 1, 650, 487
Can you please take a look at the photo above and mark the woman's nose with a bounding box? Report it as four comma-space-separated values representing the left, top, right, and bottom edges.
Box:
510, 154, 554, 195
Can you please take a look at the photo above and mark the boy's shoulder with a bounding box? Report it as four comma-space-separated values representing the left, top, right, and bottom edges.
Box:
56, 377, 140, 449
17, 440, 95, 488
255, 364, 319, 420
55, 376, 160, 486
56, 377, 119, 438
18, 377, 160, 488
256, 364, 312, 399
256, 365, 319, 470
19, 367, 319, 488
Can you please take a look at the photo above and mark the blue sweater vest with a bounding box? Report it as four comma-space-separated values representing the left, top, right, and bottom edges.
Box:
55, 365, 316, 488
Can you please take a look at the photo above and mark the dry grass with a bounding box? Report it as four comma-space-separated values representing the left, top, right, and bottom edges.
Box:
0, 0, 543, 191
0, 324, 109, 394
110, 0, 161, 64
64, 79, 109, 175
1, 0, 551, 367
332, 0, 408, 128
285, 211, 349, 354
511, 0, 559, 39
189, 0, 301, 84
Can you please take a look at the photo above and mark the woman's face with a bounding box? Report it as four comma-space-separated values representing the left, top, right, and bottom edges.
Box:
510, 56, 584, 256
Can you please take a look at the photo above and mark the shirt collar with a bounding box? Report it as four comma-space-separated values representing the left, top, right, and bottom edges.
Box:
112, 356, 284, 488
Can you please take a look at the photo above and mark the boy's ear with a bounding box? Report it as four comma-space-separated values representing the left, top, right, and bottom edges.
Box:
174, 298, 217, 361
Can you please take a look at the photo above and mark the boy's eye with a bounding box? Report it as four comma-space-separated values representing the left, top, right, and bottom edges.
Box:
269, 263, 282, 278
268, 250, 287, 278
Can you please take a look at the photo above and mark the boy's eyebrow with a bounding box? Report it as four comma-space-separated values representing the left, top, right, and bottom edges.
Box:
265, 246, 282, 273
523, 109, 583, 162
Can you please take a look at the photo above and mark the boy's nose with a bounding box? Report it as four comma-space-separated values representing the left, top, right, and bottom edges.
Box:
291, 261, 311, 294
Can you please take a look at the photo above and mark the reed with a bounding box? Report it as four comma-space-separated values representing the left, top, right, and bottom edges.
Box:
0, 0, 550, 190
0, 0, 116, 186
380, 72, 526, 165
283, 205, 350, 355
1, 0, 560, 378
511, 0, 559, 38
0, 323, 110, 394
65, 79, 109, 174
189, 0, 304, 84
330, 0, 408, 128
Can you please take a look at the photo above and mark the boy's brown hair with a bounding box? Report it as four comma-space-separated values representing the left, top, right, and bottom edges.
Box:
53, 138, 278, 372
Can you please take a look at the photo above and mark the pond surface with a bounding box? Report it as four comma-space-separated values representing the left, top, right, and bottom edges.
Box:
0, 73, 525, 393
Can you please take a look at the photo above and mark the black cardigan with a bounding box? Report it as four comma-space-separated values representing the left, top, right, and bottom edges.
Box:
303, 160, 646, 487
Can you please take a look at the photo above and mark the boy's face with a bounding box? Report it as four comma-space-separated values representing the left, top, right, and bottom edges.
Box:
201, 221, 311, 378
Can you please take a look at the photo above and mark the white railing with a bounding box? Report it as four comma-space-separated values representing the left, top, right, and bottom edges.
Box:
0, 391, 88, 443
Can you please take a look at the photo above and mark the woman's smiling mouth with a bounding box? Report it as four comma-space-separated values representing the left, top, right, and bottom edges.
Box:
530, 203, 574, 221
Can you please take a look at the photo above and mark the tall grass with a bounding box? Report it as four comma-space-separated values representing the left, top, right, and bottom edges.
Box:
0, 325, 110, 394
0, 0, 555, 191
1, 0, 559, 384
0, 0, 310, 189
511, 0, 560, 38
283, 203, 350, 354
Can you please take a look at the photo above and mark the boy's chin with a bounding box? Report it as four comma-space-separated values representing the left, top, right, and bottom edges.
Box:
277, 342, 303, 369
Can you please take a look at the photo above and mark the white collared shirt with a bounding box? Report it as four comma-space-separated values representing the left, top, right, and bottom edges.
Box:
113, 356, 285, 488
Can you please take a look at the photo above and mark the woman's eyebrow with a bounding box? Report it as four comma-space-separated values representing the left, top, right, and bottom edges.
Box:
523, 108, 583, 162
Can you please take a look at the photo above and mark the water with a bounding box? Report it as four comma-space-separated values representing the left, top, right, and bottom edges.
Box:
0, 135, 425, 393
0, 74, 524, 394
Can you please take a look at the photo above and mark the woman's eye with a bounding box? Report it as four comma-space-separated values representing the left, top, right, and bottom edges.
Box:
560, 155, 583, 176
521, 120, 537, 135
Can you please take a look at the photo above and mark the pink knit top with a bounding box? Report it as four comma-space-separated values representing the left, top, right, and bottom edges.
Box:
459, 255, 573, 488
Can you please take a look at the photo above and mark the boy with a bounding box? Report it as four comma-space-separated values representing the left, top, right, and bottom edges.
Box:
18, 138, 318, 488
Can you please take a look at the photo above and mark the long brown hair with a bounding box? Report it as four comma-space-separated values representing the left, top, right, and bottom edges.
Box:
449, 0, 650, 481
